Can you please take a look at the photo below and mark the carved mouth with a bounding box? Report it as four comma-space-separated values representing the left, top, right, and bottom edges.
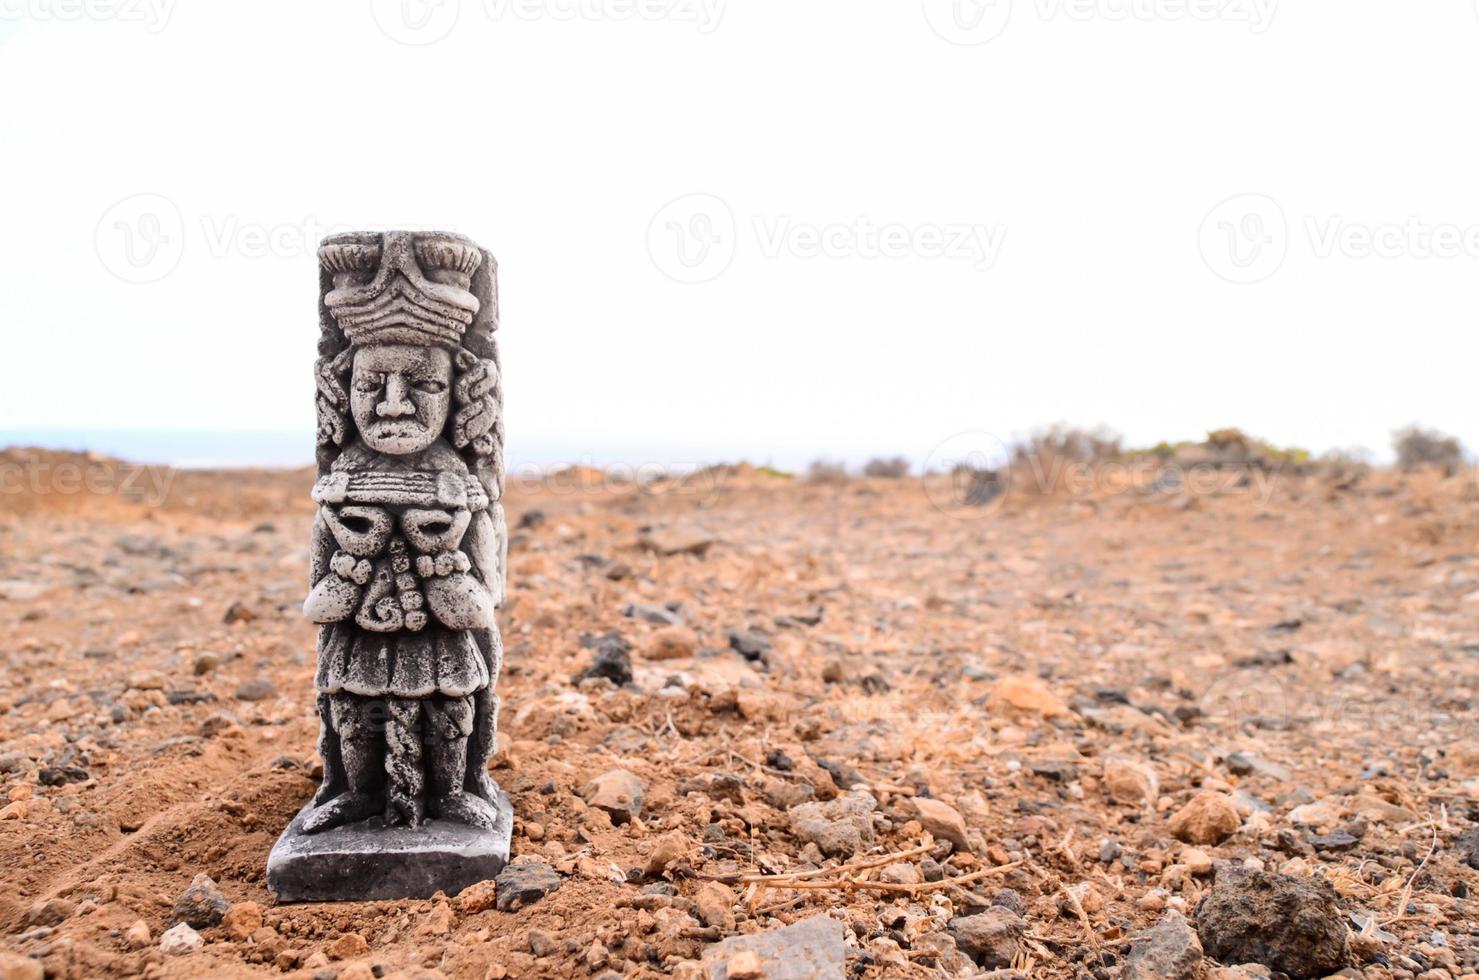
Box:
370, 422, 430, 440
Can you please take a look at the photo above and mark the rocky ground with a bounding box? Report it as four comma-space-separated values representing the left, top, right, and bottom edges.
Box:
0, 449, 1475, 979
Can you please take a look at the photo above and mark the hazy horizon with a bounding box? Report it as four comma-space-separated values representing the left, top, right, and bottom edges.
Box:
0, 422, 1439, 472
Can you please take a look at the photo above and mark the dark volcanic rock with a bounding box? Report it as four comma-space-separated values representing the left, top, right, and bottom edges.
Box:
494, 861, 562, 911
1456, 826, 1479, 871
947, 906, 1025, 968
1195, 867, 1349, 977
171, 873, 230, 928
727, 628, 771, 661
1125, 910, 1202, 980
574, 634, 632, 686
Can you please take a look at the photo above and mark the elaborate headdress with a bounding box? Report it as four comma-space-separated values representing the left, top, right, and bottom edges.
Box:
314, 230, 503, 499
320, 231, 483, 349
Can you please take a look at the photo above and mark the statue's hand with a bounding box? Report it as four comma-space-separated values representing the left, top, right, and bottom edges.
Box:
415, 549, 494, 629
303, 551, 373, 623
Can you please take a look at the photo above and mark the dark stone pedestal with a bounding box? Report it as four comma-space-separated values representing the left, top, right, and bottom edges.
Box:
267, 793, 513, 903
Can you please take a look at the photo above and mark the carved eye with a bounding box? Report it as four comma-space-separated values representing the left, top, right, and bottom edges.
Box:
340, 515, 374, 534
421, 520, 453, 536
413, 379, 447, 394
354, 377, 383, 393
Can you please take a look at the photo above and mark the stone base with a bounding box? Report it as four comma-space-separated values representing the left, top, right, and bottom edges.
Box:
267, 793, 513, 903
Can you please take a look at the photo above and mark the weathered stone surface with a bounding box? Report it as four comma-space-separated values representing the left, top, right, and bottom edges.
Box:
701, 915, 845, 979
270, 230, 512, 901
267, 793, 512, 902
1125, 910, 1203, 980
579, 769, 646, 824
159, 922, 203, 956
494, 860, 562, 911
171, 872, 229, 928
989, 675, 1070, 718
1169, 790, 1241, 845
948, 906, 1026, 968
1104, 756, 1159, 807
913, 797, 969, 852
1195, 866, 1349, 977
788, 791, 877, 857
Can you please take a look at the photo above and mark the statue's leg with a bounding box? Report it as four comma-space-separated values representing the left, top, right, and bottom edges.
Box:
303, 694, 384, 834
383, 698, 426, 828
426, 693, 501, 830
312, 691, 345, 806
466, 627, 503, 803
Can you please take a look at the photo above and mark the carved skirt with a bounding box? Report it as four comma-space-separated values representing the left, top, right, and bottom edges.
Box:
315, 624, 489, 699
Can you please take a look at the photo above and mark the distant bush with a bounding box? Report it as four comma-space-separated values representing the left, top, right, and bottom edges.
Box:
1393, 425, 1464, 473
1012, 425, 1122, 467
862, 456, 910, 479
1132, 429, 1307, 468
1312, 448, 1371, 486
807, 459, 849, 482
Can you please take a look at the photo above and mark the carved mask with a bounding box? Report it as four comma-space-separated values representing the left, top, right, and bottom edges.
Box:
350, 344, 453, 455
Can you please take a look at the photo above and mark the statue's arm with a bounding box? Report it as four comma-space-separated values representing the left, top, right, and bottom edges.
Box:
308, 508, 333, 587
303, 507, 370, 624
463, 508, 502, 603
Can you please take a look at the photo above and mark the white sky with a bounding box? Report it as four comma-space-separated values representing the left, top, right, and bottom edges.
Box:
2, 0, 1476, 468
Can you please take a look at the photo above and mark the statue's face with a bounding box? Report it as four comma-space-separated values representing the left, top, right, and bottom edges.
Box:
350, 344, 453, 455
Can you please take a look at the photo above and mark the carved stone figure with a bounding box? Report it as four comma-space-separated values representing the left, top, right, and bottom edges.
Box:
268, 231, 511, 902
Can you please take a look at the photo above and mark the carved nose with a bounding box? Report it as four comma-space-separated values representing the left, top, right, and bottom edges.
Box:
377, 375, 414, 418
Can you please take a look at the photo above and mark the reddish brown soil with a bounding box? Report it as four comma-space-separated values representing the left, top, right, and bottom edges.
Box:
0, 453, 1475, 978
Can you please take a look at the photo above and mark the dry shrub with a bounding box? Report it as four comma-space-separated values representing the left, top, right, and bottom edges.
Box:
807, 459, 849, 483
1393, 425, 1464, 474
1312, 448, 1371, 487
1012, 425, 1122, 467
1008, 425, 1122, 496
862, 456, 910, 479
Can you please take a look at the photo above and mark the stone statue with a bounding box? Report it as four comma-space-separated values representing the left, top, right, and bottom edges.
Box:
268, 231, 512, 902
